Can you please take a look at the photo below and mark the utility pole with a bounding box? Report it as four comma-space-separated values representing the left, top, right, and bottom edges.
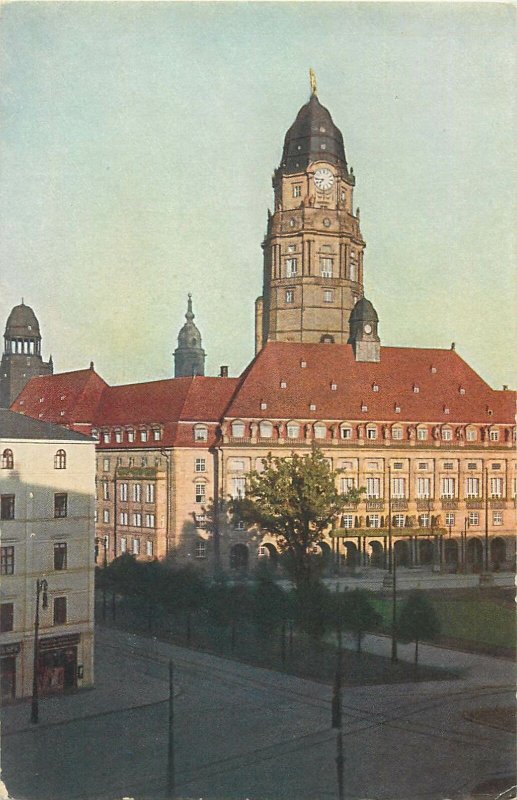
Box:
166, 659, 175, 798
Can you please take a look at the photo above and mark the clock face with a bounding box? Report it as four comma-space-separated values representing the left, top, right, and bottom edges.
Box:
364, 323, 372, 335
314, 168, 334, 191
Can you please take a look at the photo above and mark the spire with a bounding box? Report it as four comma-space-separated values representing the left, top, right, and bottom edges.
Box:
186, 292, 194, 322
309, 67, 317, 97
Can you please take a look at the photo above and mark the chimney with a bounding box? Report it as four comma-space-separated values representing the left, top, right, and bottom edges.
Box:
503, 385, 508, 391
450, 342, 455, 351
90, 361, 95, 370
219, 365, 228, 378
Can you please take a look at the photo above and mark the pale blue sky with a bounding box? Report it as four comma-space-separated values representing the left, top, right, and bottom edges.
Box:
1, 2, 515, 388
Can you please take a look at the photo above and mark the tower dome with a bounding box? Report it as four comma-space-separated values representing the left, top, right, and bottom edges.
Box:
349, 296, 379, 325
173, 294, 206, 378
348, 295, 380, 363
279, 93, 350, 177
5, 301, 41, 338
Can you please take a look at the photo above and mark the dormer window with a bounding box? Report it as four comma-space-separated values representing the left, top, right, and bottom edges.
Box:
430, 366, 437, 374
459, 387, 466, 395
372, 384, 379, 393
260, 401, 267, 410
314, 424, 326, 439
331, 383, 337, 391
127, 429, 135, 443
194, 425, 208, 442
300, 360, 307, 369
153, 429, 161, 441
115, 430, 122, 443
413, 385, 419, 394
309, 403, 316, 411
280, 380, 287, 389
361, 403, 368, 412
103, 431, 111, 444
287, 422, 300, 439
444, 407, 450, 415
394, 404, 401, 414
140, 429, 148, 443
231, 421, 245, 438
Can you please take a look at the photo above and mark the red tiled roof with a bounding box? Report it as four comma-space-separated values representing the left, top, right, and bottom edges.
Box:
224, 342, 515, 424
12, 368, 108, 426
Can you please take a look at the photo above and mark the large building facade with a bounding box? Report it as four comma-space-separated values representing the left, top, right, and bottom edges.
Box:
10, 80, 516, 578
0, 410, 95, 703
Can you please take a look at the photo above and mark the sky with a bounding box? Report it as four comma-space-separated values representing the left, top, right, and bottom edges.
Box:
0, 2, 515, 389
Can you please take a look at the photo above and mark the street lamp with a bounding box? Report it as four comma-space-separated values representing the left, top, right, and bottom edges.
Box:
462, 517, 470, 573
31, 578, 48, 724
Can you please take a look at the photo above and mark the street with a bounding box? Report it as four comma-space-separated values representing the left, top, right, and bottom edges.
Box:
1, 626, 515, 800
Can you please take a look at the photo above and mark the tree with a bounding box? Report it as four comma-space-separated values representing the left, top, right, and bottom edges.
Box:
398, 590, 441, 667
250, 573, 290, 640
161, 564, 207, 644
292, 580, 333, 641
342, 589, 381, 654
233, 448, 362, 590
206, 578, 251, 652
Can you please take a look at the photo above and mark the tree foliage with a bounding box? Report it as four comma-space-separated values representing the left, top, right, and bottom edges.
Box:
233, 448, 363, 589
398, 590, 441, 666
341, 589, 382, 653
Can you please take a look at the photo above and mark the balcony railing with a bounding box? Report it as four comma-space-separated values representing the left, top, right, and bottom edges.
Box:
391, 499, 408, 511
441, 499, 458, 510
366, 500, 384, 511
416, 500, 434, 511
465, 499, 483, 509
489, 499, 506, 509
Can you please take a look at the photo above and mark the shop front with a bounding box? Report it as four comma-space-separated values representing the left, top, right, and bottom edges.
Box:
0, 642, 20, 702
37, 633, 80, 694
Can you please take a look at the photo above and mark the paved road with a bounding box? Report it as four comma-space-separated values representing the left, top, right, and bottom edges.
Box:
1, 626, 515, 800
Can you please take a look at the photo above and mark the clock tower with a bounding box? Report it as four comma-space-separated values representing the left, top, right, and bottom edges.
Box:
256, 75, 366, 351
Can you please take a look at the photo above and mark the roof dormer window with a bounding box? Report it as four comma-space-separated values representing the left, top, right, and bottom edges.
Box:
331, 383, 337, 391
459, 387, 466, 395
444, 407, 450, 415
280, 380, 287, 389
300, 360, 307, 368
430, 366, 437, 374
361, 403, 368, 412
372, 383, 379, 393
394, 404, 401, 413
413, 385, 419, 393
309, 403, 316, 411
260, 401, 267, 410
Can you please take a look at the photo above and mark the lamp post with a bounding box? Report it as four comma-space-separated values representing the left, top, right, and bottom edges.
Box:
484, 467, 490, 573
462, 517, 470, 573
31, 578, 48, 724
389, 466, 398, 663
96, 535, 109, 621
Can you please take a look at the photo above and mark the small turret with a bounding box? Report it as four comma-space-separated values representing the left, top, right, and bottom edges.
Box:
348, 296, 381, 362
173, 294, 206, 378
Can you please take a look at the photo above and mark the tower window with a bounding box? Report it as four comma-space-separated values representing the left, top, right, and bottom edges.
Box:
287, 245, 296, 253
289, 219, 296, 228
320, 143, 326, 150
286, 258, 297, 277
320, 258, 333, 278
54, 449, 66, 470
292, 185, 301, 198
323, 290, 333, 303
285, 290, 295, 304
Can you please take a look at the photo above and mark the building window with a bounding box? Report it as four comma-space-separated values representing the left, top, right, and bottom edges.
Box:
292, 184, 301, 198
132, 538, 140, 556
132, 512, 142, 527
393, 514, 405, 528
140, 429, 148, 443
146, 540, 154, 557
234, 520, 245, 531
492, 463, 501, 470
127, 429, 135, 443
419, 514, 430, 528
490, 478, 503, 498
103, 509, 110, 524
466, 428, 477, 441
416, 477, 430, 498
194, 425, 208, 442
195, 458, 206, 473
340, 477, 355, 494
1, 449, 14, 469
103, 458, 110, 472
103, 432, 111, 444
0, 546, 14, 575
102, 481, 109, 501
366, 514, 380, 529
285, 289, 295, 304
392, 427, 403, 440
120, 483, 128, 502
342, 514, 354, 528
366, 426, 377, 440
445, 512, 455, 527
195, 541, 207, 559
287, 423, 300, 439
366, 478, 381, 499
320, 257, 333, 277
231, 460, 246, 472
195, 484, 206, 504
489, 430, 499, 442
323, 290, 333, 303
418, 462, 429, 471
53, 597, 67, 626
120, 511, 129, 526
54, 543, 67, 570
145, 483, 155, 503
493, 512, 503, 526
145, 514, 156, 528
231, 477, 246, 498
0, 603, 14, 633
442, 428, 452, 441
443, 462, 454, 470
153, 429, 161, 441
0, 495, 15, 520
465, 477, 480, 498
132, 484, 142, 502
417, 428, 428, 441
314, 424, 326, 439
341, 427, 352, 440
259, 421, 273, 438
120, 537, 127, 553
286, 258, 297, 277
391, 478, 406, 499
441, 478, 456, 499
231, 421, 245, 438
54, 493, 68, 518
468, 512, 479, 526
467, 462, 478, 470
